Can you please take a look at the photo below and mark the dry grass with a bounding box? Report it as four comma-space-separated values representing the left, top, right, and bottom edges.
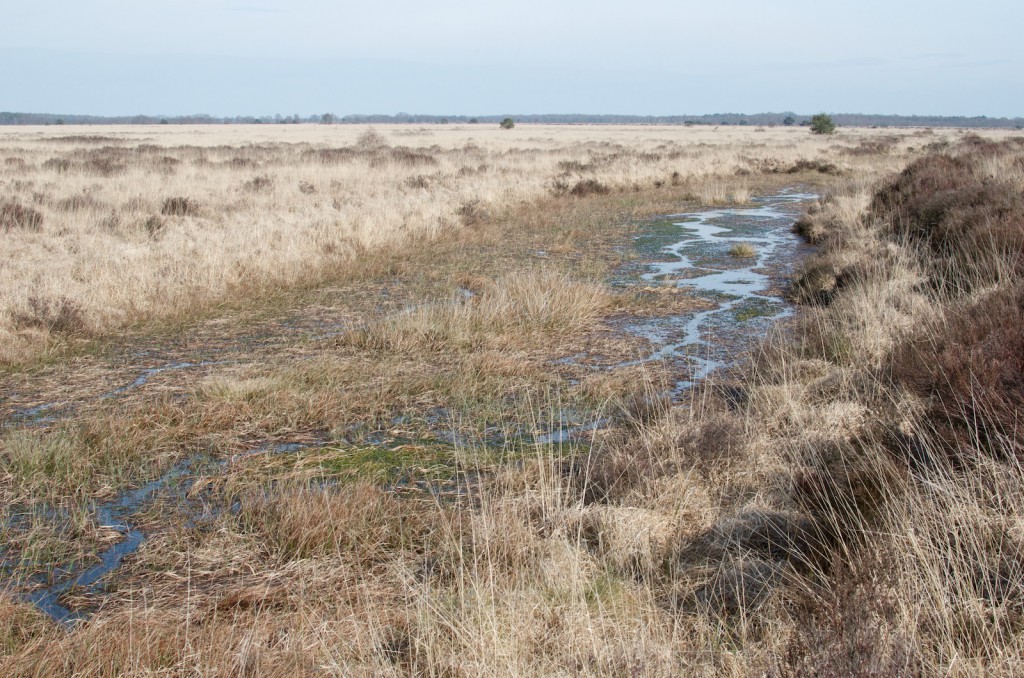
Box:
728, 242, 757, 258
2, 123, 1001, 365
3, 127, 1024, 675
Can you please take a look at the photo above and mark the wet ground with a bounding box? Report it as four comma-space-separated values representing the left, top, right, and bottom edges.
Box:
1, 189, 816, 625
553, 190, 816, 394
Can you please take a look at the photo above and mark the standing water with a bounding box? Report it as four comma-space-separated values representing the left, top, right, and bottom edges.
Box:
606, 190, 817, 394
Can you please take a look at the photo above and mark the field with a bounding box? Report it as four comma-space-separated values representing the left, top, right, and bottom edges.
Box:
2, 124, 1023, 675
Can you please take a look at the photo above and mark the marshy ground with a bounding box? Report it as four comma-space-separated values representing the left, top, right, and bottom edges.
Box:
2, 125, 1023, 675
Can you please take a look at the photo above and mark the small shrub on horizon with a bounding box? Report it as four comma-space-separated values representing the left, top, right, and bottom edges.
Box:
500, 117, 515, 129
810, 113, 837, 135
356, 128, 387, 149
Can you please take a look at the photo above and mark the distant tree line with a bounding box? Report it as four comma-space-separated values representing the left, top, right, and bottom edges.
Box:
1, 111, 1021, 129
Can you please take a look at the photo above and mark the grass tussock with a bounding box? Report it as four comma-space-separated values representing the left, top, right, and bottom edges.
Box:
0, 201, 44, 232
342, 269, 611, 354
728, 242, 757, 258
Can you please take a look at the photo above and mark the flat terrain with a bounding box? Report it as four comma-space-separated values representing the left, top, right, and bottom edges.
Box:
3, 125, 1023, 675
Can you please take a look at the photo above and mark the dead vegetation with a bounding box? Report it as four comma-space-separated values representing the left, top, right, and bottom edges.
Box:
0, 123, 966, 366
2, 127, 1023, 675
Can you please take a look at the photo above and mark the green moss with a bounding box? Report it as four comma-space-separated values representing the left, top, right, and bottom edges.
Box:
732, 297, 782, 321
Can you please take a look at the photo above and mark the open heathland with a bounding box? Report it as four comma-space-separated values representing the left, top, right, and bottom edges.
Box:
2, 124, 1023, 675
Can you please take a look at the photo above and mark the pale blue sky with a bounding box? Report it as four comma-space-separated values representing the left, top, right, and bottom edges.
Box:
2, 1, 1021, 116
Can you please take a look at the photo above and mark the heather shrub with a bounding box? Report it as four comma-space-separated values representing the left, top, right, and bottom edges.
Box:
891, 284, 1024, 463
12, 296, 87, 334
241, 175, 274, 192
160, 196, 200, 217
0, 201, 44, 232
871, 148, 1024, 287
568, 179, 610, 197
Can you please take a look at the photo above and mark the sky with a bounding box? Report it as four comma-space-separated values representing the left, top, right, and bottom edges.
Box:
2, 0, 1022, 117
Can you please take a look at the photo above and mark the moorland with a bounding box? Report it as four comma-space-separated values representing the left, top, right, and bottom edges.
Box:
2, 123, 1022, 675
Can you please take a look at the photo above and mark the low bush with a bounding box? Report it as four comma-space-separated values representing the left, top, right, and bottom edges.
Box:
792, 213, 827, 243
12, 296, 87, 334
0, 201, 44, 232
41, 157, 71, 173
241, 175, 274, 192
568, 179, 610, 197
871, 146, 1024, 288
55, 194, 99, 212
787, 158, 841, 175
891, 284, 1024, 463
455, 199, 489, 227
160, 196, 199, 217
143, 215, 165, 237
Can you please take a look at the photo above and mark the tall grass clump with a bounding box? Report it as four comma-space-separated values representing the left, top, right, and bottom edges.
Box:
1, 201, 44, 232
343, 269, 610, 353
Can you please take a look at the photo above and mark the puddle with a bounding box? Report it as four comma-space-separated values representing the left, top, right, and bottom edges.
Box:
4, 360, 232, 429
13, 456, 207, 626
8, 408, 605, 625
560, 190, 816, 396
100, 360, 230, 399
532, 419, 608, 445
7, 402, 63, 427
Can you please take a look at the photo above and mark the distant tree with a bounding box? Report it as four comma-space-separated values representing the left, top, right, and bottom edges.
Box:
160, 118, 169, 125
469, 118, 479, 124
55, 118, 65, 125
440, 118, 449, 124
500, 117, 515, 129
810, 113, 836, 135
321, 113, 335, 124
783, 116, 796, 126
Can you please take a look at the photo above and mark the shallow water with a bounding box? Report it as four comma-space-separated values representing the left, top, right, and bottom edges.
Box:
100, 360, 230, 399
5, 360, 231, 429
16, 456, 205, 626
602, 190, 816, 394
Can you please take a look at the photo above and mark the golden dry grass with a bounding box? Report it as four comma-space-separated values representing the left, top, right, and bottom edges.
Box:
3, 126, 1024, 675
3, 123, 1004, 365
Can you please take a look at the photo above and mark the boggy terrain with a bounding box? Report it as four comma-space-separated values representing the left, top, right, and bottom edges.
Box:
1, 125, 1022, 675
